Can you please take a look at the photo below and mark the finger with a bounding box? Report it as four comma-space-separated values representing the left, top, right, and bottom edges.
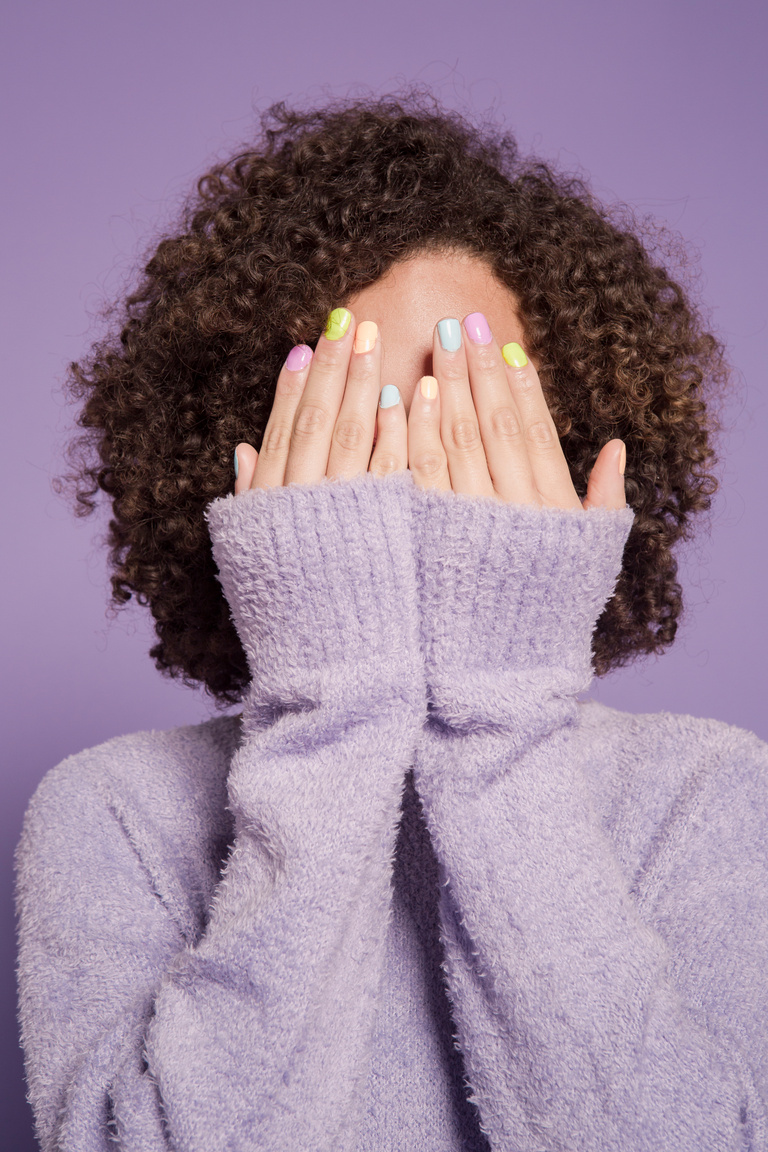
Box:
327, 321, 381, 480
407, 375, 450, 491
461, 313, 539, 505
499, 340, 581, 510
583, 439, 627, 510
432, 317, 495, 498
369, 383, 408, 478
284, 308, 356, 487
250, 344, 313, 490
234, 443, 258, 494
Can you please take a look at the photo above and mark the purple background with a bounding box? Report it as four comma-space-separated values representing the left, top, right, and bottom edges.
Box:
2, 0, 765, 1142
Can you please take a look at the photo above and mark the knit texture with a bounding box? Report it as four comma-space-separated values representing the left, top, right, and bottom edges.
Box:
15, 470, 768, 1151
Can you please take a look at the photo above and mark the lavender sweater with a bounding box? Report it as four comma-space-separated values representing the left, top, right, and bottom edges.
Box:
15, 469, 768, 1151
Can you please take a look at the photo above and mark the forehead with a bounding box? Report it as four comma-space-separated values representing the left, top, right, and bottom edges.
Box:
345, 249, 526, 405
346, 249, 520, 335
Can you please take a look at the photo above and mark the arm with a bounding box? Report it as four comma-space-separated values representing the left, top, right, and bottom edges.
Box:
410, 486, 767, 1151
16, 469, 424, 1152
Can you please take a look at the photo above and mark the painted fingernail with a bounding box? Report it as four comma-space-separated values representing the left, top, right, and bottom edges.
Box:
285, 344, 313, 371
379, 384, 400, 408
419, 375, 438, 400
619, 442, 626, 476
501, 342, 528, 368
325, 307, 352, 341
354, 320, 378, 353
464, 312, 492, 345
233, 447, 239, 480
437, 318, 462, 352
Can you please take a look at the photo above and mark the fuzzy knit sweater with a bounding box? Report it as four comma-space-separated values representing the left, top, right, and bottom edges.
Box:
15, 468, 768, 1152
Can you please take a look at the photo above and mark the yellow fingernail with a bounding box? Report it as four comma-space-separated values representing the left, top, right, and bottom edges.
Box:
502, 342, 528, 368
419, 375, 438, 400
354, 320, 378, 353
619, 442, 626, 475
325, 307, 352, 341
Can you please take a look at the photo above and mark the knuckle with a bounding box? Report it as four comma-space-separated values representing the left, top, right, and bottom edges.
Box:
261, 422, 292, 456
450, 418, 481, 452
509, 366, 535, 392
438, 361, 468, 386
333, 418, 366, 453
527, 419, 555, 448
369, 452, 401, 478
312, 340, 346, 367
473, 346, 497, 373
411, 450, 445, 478
275, 372, 306, 399
490, 406, 522, 440
293, 404, 329, 440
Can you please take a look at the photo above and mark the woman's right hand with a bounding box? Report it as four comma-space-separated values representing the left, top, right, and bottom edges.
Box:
234, 308, 407, 492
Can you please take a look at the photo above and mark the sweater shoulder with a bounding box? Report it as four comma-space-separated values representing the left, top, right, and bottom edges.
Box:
576, 696, 768, 762
21, 713, 241, 831
17, 714, 242, 942
573, 699, 768, 879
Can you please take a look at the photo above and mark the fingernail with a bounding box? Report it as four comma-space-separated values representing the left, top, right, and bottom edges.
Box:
501, 342, 528, 368
419, 375, 438, 400
379, 384, 400, 409
464, 312, 492, 345
285, 344, 313, 371
354, 320, 378, 353
619, 442, 626, 475
233, 447, 239, 480
437, 318, 462, 352
325, 307, 352, 341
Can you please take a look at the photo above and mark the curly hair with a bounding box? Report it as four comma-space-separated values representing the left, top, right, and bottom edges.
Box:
63, 92, 728, 703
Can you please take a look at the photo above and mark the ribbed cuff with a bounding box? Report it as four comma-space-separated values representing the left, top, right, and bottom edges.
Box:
411, 487, 634, 685
206, 470, 421, 701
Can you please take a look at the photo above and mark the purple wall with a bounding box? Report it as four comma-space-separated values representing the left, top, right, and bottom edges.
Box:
2, 0, 765, 1142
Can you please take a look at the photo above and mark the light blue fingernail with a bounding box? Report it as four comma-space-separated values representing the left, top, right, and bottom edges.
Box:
379, 384, 400, 409
437, 318, 462, 352
233, 448, 239, 480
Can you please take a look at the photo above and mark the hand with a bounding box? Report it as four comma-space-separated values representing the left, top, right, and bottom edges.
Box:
233, 309, 406, 493
408, 312, 626, 511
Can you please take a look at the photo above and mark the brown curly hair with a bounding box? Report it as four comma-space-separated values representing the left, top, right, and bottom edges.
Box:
63, 92, 728, 704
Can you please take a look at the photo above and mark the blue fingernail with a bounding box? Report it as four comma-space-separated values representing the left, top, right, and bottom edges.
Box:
438, 318, 462, 352
379, 384, 400, 409
233, 448, 239, 479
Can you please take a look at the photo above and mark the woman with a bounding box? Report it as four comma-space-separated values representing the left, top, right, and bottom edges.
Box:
15, 96, 768, 1151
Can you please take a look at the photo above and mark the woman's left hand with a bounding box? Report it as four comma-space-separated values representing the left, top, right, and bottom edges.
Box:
408, 312, 626, 511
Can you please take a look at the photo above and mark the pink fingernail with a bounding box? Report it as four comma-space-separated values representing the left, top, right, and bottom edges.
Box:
285, 344, 313, 371
464, 312, 492, 345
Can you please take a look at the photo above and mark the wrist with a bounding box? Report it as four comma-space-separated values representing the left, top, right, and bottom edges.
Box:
206, 470, 423, 707
412, 488, 634, 686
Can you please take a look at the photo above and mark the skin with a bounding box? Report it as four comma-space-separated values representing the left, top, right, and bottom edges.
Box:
234, 250, 626, 511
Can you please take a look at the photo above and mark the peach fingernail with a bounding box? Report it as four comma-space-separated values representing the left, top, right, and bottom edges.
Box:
285, 344, 313, 371
619, 442, 626, 475
354, 320, 378, 353
464, 312, 492, 345
419, 375, 438, 400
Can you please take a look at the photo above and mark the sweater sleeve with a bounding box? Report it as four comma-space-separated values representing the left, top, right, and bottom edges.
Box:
409, 486, 768, 1152
16, 469, 425, 1152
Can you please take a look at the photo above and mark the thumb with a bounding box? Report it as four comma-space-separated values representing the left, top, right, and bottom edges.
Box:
234, 443, 258, 494
583, 439, 626, 510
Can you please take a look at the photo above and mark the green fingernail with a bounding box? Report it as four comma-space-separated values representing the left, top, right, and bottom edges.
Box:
233, 448, 239, 479
324, 307, 352, 341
